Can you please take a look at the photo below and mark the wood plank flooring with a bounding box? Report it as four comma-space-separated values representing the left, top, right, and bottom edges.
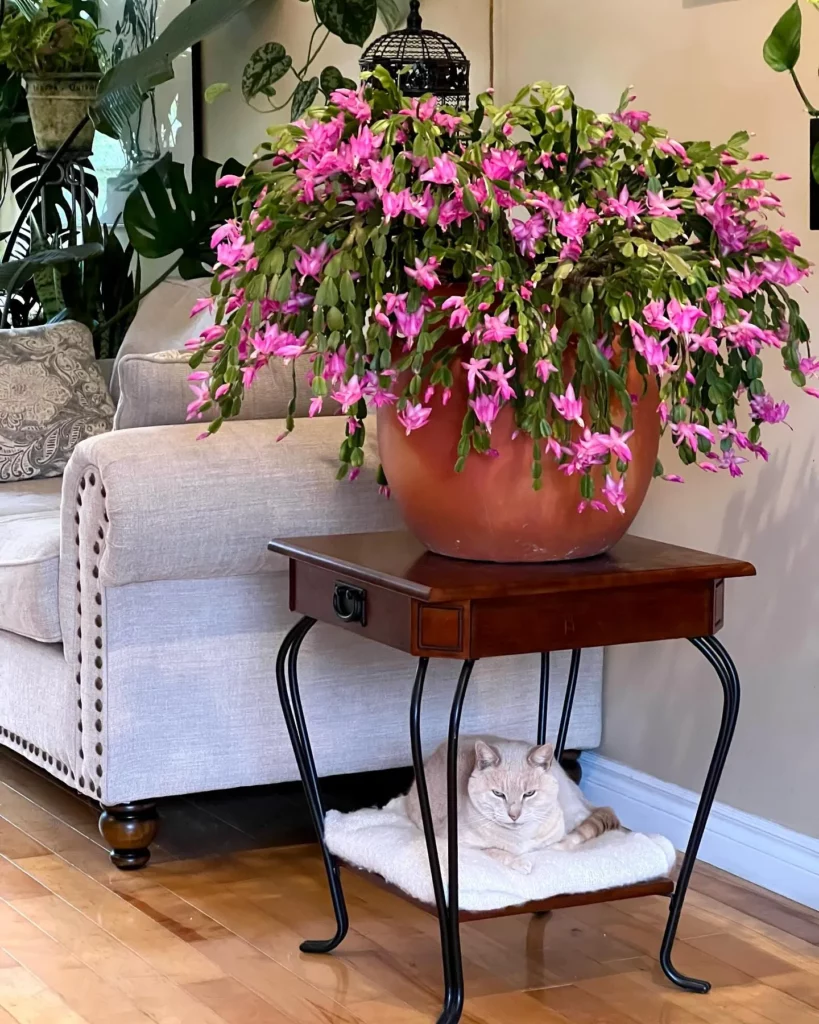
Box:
0, 747, 817, 1023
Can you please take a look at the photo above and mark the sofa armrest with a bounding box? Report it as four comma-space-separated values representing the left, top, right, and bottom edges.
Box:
60, 417, 401, 591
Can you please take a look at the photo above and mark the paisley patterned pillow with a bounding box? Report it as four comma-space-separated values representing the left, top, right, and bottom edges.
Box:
0, 322, 114, 482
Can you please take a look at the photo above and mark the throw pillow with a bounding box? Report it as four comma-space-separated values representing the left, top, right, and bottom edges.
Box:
0, 322, 115, 482
114, 350, 326, 430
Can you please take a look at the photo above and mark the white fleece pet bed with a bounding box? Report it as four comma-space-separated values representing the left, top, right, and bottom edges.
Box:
325, 797, 676, 913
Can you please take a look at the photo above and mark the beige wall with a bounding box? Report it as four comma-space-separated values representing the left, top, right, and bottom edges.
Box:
498, 0, 819, 838
202, 0, 491, 164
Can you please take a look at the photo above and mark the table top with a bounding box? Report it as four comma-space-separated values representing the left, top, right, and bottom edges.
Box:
269, 531, 756, 604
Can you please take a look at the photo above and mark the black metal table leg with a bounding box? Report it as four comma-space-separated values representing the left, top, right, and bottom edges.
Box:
659, 635, 741, 993
410, 658, 476, 1024
276, 616, 349, 954
537, 653, 550, 745
555, 649, 582, 762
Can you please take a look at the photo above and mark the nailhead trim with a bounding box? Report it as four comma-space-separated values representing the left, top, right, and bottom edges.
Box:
74, 469, 107, 796
0, 727, 74, 781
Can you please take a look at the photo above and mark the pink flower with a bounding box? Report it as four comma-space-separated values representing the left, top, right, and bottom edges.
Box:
646, 190, 682, 219
190, 297, 214, 317
663, 474, 684, 483
331, 87, 371, 121
211, 221, 240, 248
442, 294, 470, 329
616, 109, 651, 131
463, 357, 489, 393
511, 213, 547, 257
382, 189, 408, 220
643, 299, 670, 331
629, 320, 667, 370
602, 186, 643, 228
486, 362, 516, 401
294, 241, 330, 281
395, 308, 426, 344
750, 393, 790, 424
536, 358, 558, 383
779, 230, 801, 252
482, 147, 526, 181
397, 402, 432, 434
667, 299, 705, 335
482, 310, 517, 344
400, 96, 437, 121
420, 154, 459, 185
434, 111, 463, 133
603, 474, 627, 514
556, 205, 597, 241
333, 375, 366, 412
551, 384, 584, 426
349, 125, 381, 165
578, 499, 609, 513
469, 393, 501, 431
369, 156, 394, 195
799, 357, 819, 376
655, 138, 690, 164
596, 426, 634, 463
672, 421, 715, 448
216, 174, 243, 188
405, 257, 441, 291
804, 388, 819, 399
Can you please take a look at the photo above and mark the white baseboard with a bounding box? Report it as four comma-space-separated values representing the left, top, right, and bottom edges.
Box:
580, 752, 819, 912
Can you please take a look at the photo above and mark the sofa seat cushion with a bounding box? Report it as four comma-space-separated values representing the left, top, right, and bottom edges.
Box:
0, 477, 62, 642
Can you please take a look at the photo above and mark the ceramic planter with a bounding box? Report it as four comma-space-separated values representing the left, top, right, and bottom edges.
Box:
377, 323, 661, 564
24, 73, 100, 157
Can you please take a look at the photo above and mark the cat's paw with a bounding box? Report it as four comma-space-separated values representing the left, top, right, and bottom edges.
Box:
511, 856, 534, 874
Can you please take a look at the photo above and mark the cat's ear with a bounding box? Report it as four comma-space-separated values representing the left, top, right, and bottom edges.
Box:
528, 743, 554, 771
474, 740, 502, 770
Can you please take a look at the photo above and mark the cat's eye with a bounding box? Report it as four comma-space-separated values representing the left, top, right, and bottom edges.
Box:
492, 790, 505, 799
523, 790, 536, 799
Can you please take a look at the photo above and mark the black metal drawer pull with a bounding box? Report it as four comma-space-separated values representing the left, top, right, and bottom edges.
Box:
333, 583, 367, 626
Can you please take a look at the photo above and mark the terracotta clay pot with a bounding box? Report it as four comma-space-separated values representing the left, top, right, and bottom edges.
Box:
378, 337, 661, 564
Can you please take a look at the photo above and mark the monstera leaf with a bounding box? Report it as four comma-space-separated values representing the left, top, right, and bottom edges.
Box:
123, 153, 245, 279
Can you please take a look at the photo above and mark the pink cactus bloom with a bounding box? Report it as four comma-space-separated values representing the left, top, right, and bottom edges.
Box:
749, 393, 790, 424
434, 111, 463, 133
628, 320, 667, 370
603, 474, 627, 514
602, 186, 643, 228
535, 358, 558, 383
395, 308, 426, 344
485, 362, 516, 401
211, 220, 241, 248
556, 205, 597, 241
672, 422, 715, 448
463, 357, 489, 393
420, 154, 459, 185
655, 138, 690, 164
442, 294, 470, 329
382, 189, 408, 220
667, 299, 705, 335
190, 297, 215, 317
369, 156, 394, 195
330, 88, 371, 121
405, 257, 441, 291
216, 174, 243, 188
400, 96, 437, 121
511, 213, 547, 257
397, 402, 432, 434
332, 375, 367, 412
482, 147, 527, 181
646, 191, 682, 219
616, 108, 651, 131
469, 392, 501, 431
308, 396, 323, 418
551, 384, 584, 426
482, 309, 517, 344
643, 299, 670, 331
294, 241, 330, 281
663, 474, 685, 483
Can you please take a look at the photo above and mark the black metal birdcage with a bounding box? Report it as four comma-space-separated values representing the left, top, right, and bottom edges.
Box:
360, 0, 470, 110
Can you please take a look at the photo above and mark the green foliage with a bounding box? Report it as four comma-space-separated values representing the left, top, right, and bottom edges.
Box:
0, 241, 102, 289
123, 152, 244, 278
763, 1, 802, 71
291, 75, 319, 120
0, 0, 103, 75
242, 42, 292, 102
316, 0, 377, 46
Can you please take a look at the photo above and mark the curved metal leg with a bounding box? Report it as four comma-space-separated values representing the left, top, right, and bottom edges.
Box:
555, 649, 582, 761
410, 658, 475, 1024
537, 653, 550, 745
660, 635, 741, 993
276, 616, 349, 954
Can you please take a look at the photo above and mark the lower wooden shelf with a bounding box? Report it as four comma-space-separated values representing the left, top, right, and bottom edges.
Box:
339, 859, 675, 923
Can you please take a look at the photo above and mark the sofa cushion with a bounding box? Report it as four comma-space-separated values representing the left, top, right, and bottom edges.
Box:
113, 350, 325, 429
0, 477, 62, 642
0, 321, 114, 482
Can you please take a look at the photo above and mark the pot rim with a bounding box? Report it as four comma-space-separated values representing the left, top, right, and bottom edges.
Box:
25, 71, 102, 84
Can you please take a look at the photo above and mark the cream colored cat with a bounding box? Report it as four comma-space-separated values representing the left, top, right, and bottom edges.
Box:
406, 736, 619, 874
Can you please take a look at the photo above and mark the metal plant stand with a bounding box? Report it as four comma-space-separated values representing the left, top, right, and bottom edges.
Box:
270, 531, 753, 1024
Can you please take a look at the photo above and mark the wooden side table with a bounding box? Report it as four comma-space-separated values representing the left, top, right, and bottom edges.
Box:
269, 531, 755, 1024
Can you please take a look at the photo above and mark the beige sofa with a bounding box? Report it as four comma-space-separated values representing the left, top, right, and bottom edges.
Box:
0, 282, 603, 868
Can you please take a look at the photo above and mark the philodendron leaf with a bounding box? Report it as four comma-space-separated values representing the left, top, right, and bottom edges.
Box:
291, 76, 319, 120
376, 0, 411, 31
0, 243, 104, 290
319, 65, 344, 100
242, 42, 293, 101
92, 0, 260, 138
316, 0, 378, 46
763, 1, 801, 72
205, 82, 231, 104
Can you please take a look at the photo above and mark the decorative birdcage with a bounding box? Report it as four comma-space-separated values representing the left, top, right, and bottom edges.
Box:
360, 0, 470, 110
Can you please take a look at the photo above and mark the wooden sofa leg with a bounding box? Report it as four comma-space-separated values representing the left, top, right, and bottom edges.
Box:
560, 750, 582, 785
99, 801, 159, 870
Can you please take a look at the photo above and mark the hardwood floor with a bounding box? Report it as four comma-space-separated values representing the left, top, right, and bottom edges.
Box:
0, 748, 817, 1023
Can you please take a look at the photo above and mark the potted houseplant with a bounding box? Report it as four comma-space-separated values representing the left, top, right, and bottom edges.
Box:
0, 0, 103, 156
188, 70, 813, 563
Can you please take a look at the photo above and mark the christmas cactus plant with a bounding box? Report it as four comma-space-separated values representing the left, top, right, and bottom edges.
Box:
188, 69, 812, 511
